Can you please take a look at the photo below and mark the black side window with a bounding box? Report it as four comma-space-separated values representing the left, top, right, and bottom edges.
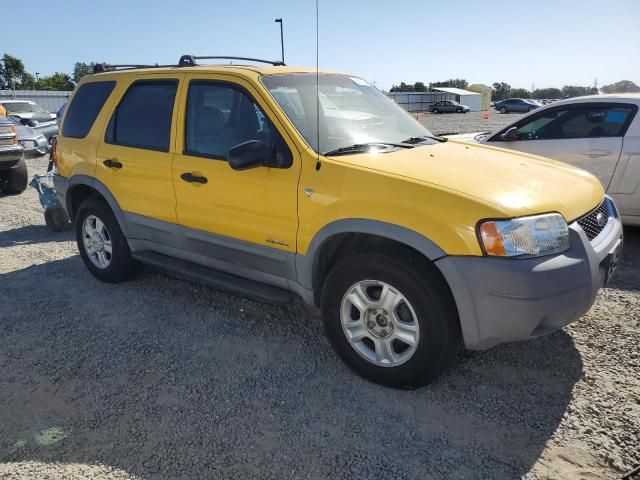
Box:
508, 106, 636, 140
185, 81, 292, 167
63, 81, 115, 138
106, 80, 177, 151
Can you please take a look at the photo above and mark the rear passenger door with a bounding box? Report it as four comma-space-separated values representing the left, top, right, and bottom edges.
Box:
488, 103, 636, 188
96, 76, 182, 231
171, 75, 300, 275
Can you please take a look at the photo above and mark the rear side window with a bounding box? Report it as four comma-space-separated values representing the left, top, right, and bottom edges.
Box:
62, 81, 115, 138
106, 80, 177, 151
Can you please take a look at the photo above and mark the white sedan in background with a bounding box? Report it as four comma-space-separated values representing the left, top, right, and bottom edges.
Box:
449, 94, 640, 226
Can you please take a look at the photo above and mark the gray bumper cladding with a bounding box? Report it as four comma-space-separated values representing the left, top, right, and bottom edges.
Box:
436, 198, 623, 350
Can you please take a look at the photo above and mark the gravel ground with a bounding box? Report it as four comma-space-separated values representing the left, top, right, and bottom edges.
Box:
418, 110, 523, 135
0, 155, 638, 480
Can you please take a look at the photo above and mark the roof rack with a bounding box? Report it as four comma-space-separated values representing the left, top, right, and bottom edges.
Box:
178, 55, 285, 67
92, 63, 171, 74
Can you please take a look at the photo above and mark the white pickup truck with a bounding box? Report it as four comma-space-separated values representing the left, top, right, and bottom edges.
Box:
448, 94, 640, 226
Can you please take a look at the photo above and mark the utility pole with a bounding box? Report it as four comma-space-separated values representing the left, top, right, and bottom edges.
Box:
275, 18, 284, 64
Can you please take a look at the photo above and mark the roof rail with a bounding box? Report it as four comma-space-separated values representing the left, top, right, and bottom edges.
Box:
178, 55, 285, 67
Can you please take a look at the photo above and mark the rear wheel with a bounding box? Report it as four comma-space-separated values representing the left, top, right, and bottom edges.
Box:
75, 197, 135, 283
0, 162, 28, 194
321, 252, 460, 388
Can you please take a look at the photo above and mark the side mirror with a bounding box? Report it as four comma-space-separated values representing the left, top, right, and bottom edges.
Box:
228, 140, 271, 171
500, 126, 519, 141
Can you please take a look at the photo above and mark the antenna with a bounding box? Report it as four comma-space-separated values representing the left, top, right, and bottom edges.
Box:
316, 0, 320, 164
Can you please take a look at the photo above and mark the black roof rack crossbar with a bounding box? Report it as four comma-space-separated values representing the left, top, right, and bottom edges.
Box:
92, 63, 176, 74
178, 55, 285, 67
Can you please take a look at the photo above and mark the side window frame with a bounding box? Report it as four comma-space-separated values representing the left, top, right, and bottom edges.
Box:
105, 78, 179, 152
183, 79, 293, 168
488, 102, 639, 142
62, 81, 116, 139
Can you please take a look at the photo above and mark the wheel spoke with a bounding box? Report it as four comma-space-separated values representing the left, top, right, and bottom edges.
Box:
94, 217, 105, 235
344, 322, 368, 343
83, 220, 95, 236
96, 251, 107, 267
379, 285, 401, 312
346, 285, 372, 313
103, 240, 112, 255
374, 339, 396, 365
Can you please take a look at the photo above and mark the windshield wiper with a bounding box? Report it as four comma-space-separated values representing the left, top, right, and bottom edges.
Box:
401, 135, 448, 144
323, 142, 413, 156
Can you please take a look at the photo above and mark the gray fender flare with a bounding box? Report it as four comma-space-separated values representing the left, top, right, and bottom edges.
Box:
295, 218, 447, 290
64, 174, 130, 237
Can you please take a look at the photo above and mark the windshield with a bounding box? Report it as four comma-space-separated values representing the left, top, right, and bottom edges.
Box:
261, 73, 433, 154
1, 102, 44, 113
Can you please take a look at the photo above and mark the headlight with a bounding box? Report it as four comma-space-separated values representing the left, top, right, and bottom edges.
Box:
478, 213, 569, 258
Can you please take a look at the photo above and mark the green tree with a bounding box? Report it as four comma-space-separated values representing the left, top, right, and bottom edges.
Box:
429, 78, 468, 90
509, 88, 531, 99
492, 82, 511, 100
600, 80, 640, 94
413, 81, 427, 92
39, 72, 75, 91
18, 72, 37, 90
1, 54, 26, 89
561, 85, 597, 97
532, 87, 562, 99
73, 62, 97, 83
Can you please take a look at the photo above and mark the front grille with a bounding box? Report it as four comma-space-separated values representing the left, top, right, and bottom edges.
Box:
577, 201, 610, 241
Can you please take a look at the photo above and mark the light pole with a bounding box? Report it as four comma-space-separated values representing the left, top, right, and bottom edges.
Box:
275, 18, 284, 64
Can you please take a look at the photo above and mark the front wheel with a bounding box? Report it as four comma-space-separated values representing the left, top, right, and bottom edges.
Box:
321, 252, 460, 388
500, 107, 507, 114
0, 162, 28, 194
75, 197, 135, 283
432, 108, 439, 114
456, 108, 462, 113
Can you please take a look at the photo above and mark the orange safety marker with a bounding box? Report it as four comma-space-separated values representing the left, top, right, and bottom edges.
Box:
482, 111, 489, 120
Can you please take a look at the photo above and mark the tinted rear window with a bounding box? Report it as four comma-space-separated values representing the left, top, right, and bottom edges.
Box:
105, 80, 177, 151
63, 81, 115, 138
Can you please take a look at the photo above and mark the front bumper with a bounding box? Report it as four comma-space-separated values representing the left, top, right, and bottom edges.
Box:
436, 197, 623, 350
0, 145, 24, 169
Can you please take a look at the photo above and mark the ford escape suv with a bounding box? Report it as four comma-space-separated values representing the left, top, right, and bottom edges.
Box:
53, 56, 623, 388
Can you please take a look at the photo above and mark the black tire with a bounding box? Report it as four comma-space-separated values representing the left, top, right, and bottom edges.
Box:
528, 106, 535, 112
321, 251, 461, 389
500, 107, 507, 114
44, 207, 70, 232
432, 108, 439, 114
456, 108, 462, 113
75, 197, 135, 283
1, 162, 28, 194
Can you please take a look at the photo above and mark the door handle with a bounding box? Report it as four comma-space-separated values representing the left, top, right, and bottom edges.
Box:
181, 172, 208, 184
103, 159, 123, 169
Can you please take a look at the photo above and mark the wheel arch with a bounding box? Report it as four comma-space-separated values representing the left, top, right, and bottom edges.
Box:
65, 175, 129, 235
297, 219, 449, 306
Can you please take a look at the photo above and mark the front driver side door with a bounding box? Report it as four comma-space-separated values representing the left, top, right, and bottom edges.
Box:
487, 104, 636, 189
171, 75, 300, 278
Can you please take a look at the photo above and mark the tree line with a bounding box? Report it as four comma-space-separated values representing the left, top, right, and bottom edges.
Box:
390, 78, 640, 99
0, 54, 98, 91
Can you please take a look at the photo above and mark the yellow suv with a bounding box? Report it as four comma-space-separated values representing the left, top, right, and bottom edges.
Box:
53, 56, 623, 388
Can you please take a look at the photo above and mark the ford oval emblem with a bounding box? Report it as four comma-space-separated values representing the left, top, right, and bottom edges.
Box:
596, 212, 606, 227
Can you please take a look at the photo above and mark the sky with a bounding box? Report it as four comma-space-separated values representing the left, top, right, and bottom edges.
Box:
4, 0, 639, 91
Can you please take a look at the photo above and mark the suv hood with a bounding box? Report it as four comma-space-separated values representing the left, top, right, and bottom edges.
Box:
328, 140, 603, 221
